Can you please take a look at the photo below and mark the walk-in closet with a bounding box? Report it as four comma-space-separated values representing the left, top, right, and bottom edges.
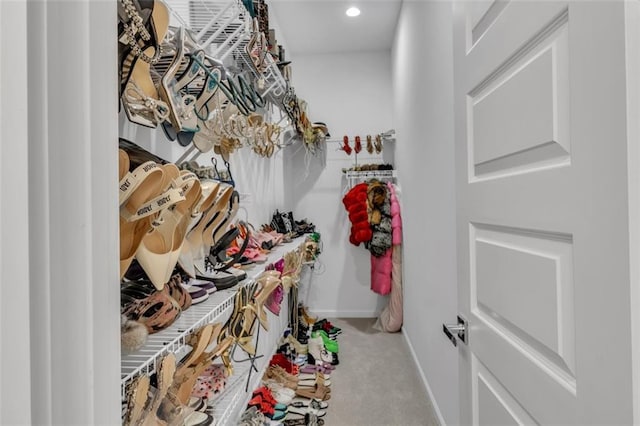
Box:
2, 1, 640, 425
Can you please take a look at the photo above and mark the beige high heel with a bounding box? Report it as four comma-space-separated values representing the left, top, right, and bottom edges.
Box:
252, 274, 283, 331
164, 171, 201, 283
119, 159, 166, 278
135, 164, 188, 289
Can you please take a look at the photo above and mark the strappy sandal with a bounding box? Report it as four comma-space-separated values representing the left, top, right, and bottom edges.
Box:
157, 27, 198, 133
123, 374, 151, 426
251, 274, 282, 331
139, 353, 177, 426
374, 134, 383, 153
198, 184, 234, 257
172, 323, 217, 403
118, 0, 166, 96
172, 324, 233, 405
120, 0, 170, 127
294, 382, 331, 402
178, 179, 221, 277
207, 221, 251, 273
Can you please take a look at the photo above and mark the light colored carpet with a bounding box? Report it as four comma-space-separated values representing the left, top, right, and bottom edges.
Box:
321, 318, 440, 426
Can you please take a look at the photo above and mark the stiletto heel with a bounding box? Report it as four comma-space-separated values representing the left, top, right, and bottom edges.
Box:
157, 27, 198, 133
178, 179, 220, 277
123, 375, 151, 426
194, 184, 234, 273
120, 0, 170, 127
135, 164, 185, 289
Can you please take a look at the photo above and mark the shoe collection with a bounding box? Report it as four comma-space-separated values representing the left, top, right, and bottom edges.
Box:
239, 306, 342, 426
120, 145, 314, 353
122, 237, 313, 425
118, 0, 328, 159
269, 209, 316, 240
342, 163, 394, 172
340, 133, 385, 155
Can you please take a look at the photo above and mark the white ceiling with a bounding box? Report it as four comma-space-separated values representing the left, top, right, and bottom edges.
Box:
269, 0, 402, 56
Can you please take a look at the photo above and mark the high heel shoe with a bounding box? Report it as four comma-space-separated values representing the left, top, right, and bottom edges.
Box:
120, 0, 171, 128
137, 167, 200, 288
252, 274, 282, 331
119, 159, 167, 278
157, 27, 198, 132
194, 184, 234, 273
141, 353, 176, 426
123, 374, 151, 426
135, 164, 185, 289
163, 171, 202, 283
178, 179, 220, 277
172, 323, 222, 405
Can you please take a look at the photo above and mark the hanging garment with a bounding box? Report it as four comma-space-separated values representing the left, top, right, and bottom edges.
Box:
342, 182, 372, 245
366, 180, 392, 257
374, 245, 403, 332
374, 183, 404, 331
370, 247, 392, 295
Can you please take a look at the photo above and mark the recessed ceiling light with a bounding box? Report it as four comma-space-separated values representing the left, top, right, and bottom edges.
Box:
346, 7, 361, 17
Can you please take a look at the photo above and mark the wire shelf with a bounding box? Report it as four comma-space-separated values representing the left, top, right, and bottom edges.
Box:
166, 0, 288, 109
120, 236, 305, 399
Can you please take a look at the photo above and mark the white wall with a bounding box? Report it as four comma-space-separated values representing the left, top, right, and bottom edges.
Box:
283, 51, 393, 317
1, 2, 31, 424
392, 2, 458, 424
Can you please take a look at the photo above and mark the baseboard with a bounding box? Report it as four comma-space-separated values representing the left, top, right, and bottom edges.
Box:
402, 327, 447, 426
310, 309, 380, 318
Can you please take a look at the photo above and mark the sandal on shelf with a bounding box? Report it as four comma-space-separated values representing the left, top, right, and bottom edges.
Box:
172, 324, 218, 404
123, 374, 151, 426
252, 274, 283, 330
209, 190, 240, 249
172, 323, 234, 405
157, 27, 198, 133
194, 184, 234, 274
120, 0, 171, 127
121, 286, 181, 334
136, 166, 198, 289
178, 180, 221, 277
141, 353, 176, 426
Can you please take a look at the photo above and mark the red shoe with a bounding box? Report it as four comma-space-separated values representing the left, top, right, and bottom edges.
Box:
253, 386, 277, 406
341, 136, 352, 155
270, 353, 299, 375
354, 136, 362, 154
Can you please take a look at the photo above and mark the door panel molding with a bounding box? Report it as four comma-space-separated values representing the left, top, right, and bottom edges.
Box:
474, 356, 538, 425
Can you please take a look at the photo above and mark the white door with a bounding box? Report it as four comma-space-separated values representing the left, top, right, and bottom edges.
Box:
453, 1, 635, 424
